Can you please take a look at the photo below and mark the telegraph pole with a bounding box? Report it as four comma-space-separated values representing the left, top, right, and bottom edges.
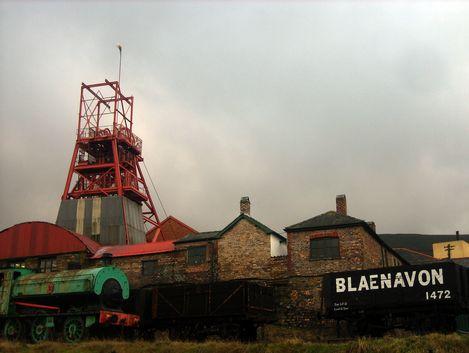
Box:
444, 243, 455, 259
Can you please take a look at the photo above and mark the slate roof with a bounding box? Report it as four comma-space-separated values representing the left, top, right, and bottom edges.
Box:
378, 234, 469, 256
285, 211, 407, 264
174, 214, 285, 244
220, 214, 285, 240
285, 211, 366, 232
173, 231, 220, 244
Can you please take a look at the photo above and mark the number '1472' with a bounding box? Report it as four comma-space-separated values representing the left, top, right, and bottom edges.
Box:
425, 290, 451, 300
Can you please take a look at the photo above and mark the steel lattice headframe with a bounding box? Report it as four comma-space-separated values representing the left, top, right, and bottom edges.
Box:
61, 80, 160, 241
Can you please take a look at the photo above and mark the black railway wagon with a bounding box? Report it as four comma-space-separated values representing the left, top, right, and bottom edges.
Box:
322, 262, 469, 334
135, 280, 275, 340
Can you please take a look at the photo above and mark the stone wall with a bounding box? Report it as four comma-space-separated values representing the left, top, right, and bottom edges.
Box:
0, 217, 404, 332
268, 256, 288, 279
217, 219, 276, 281
273, 276, 322, 327
56, 253, 88, 270
93, 246, 216, 289
105, 251, 187, 288
360, 231, 402, 268
1, 252, 89, 272
287, 227, 365, 277
385, 249, 402, 266
361, 230, 385, 268
174, 240, 217, 283
90, 219, 287, 290
281, 225, 403, 328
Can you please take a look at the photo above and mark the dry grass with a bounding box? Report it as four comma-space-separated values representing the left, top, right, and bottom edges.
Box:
0, 333, 467, 353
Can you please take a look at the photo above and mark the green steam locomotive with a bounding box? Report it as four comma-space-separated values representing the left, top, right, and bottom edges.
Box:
0, 266, 139, 342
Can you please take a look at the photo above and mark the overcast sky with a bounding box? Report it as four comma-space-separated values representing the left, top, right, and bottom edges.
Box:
0, 1, 468, 235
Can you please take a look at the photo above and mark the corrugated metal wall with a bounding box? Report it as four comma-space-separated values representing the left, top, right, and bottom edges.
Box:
56, 196, 146, 245
56, 200, 77, 234
123, 197, 147, 244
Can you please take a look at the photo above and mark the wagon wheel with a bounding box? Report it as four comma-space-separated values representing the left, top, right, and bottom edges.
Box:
30, 315, 50, 343
63, 315, 87, 343
3, 319, 23, 341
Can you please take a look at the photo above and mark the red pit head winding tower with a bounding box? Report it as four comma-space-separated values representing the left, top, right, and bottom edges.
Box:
56, 80, 159, 245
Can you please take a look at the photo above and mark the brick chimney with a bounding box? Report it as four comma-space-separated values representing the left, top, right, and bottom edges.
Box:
336, 194, 347, 215
367, 221, 376, 232
240, 196, 250, 216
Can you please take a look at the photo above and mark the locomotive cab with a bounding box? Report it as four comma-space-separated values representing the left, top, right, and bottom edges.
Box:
0, 269, 34, 316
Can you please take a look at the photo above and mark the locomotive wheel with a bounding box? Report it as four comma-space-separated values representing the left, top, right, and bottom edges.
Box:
30, 316, 50, 343
3, 319, 22, 341
63, 316, 87, 343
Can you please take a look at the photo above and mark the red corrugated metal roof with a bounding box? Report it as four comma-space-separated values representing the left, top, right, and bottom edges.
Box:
146, 215, 197, 242
92, 240, 175, 259
0, 222, 100, 260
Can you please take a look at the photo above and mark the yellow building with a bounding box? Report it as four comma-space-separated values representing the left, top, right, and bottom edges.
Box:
432, 240, 469, 259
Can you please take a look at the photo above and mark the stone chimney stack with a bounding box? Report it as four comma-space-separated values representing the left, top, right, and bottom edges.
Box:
367, 221, 376, 233
240, 196, 251, 216
336, 194, 347, 215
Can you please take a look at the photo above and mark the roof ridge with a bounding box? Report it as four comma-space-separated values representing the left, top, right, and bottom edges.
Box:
285, 210, 366, 231
160, 215, 198, 234
186, 230, 219, 235
218, 213, 284, 240
174, 230, 221, 244
176, 214, 285, 243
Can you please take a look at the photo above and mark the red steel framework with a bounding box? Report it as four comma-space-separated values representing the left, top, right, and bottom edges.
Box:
61, 80, 160, 238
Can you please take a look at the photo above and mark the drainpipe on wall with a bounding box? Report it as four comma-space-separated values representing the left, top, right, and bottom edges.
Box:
209, 241, 217, 283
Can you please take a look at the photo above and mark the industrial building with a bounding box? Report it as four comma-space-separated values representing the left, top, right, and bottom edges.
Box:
0, 80, 466, 332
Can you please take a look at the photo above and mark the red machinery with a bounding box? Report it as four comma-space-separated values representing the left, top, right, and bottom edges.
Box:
61, 80, 159, 243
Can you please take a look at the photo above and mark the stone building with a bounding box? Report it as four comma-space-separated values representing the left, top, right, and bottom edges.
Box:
1, 195, 414, 331
90, 197, 288, 289
173, 196, 288, 283
87, 194, 406, 329
275, 195, 405, 328
91, 241, 186, 287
